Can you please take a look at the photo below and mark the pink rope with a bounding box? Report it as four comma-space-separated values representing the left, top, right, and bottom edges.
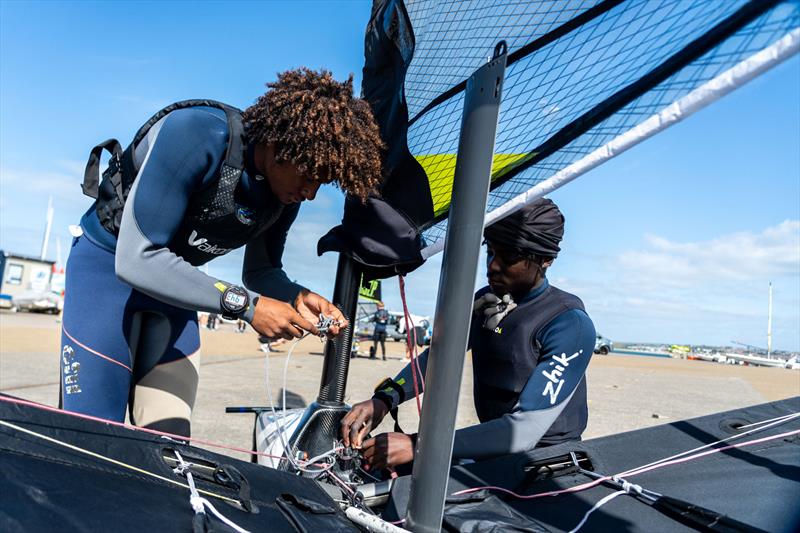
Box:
0, 395, 284, 459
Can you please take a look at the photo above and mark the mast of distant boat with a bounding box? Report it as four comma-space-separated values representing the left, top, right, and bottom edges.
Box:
40, 196, 54, 261
767, 282, 773, 359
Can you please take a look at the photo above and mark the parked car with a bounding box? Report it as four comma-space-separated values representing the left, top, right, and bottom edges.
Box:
594, 334, 613, 355
12, 290, 63, 315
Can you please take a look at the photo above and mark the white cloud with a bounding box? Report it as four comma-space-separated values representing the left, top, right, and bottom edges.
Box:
620, 221, 800, 285
563, 221, 800, 351
0, 164, 87, 208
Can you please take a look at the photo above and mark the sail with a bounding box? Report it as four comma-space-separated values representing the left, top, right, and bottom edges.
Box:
319, 0, 799, 276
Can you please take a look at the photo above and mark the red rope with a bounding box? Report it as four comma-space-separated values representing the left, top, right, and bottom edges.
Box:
398, 276, 423, 415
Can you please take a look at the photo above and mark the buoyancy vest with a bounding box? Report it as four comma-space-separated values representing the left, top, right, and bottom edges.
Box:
470, 284, 588, 446
82, 100, 284, 266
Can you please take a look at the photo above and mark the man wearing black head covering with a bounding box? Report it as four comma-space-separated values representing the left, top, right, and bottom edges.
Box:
342, 198, 597, 469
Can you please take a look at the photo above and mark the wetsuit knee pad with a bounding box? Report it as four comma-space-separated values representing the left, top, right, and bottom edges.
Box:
129, 310, 201, 437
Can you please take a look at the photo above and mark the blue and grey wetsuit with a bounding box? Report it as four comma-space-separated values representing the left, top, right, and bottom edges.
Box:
374, 278, 595, 460
61, 107, 304, 435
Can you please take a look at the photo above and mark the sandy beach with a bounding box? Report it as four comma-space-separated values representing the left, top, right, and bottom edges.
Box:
1, 310, 797, 462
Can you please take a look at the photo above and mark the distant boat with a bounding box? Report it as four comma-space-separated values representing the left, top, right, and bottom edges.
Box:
724, 352, 800, 370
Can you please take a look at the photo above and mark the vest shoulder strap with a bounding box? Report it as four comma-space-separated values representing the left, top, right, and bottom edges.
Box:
84, 100, 245, 236
82, 139, 122, 199
129, 99, 245, 170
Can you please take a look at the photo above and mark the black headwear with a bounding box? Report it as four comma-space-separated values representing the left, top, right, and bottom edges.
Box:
483, 198, 564, 258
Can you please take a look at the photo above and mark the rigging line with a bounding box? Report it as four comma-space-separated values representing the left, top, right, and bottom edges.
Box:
618, 409, 800, 474
398, 276, 425, 386
449, 428, 800, 500
567, 490, 628, 533
477, 0, 783, 197
263, 334, 338, 474
398, 276, 423, 416
265, 334, 312, 473
0, 395, 284, 460
407, 0, 626, 127
173, 449, 251, 533
737, 412, 800, 430
404, 286, 425, 390
264, 333, 305, 471
620, 428, 800, 479
0, 419, 241, 505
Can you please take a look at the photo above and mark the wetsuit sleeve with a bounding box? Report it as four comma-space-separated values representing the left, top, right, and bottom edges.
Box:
242, 203, 306, 305
373, 348, 430, 408
452, 308, 595, 460
115, 109, 247, 316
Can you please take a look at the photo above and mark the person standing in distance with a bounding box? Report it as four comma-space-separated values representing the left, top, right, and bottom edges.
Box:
371, 301, 390, 360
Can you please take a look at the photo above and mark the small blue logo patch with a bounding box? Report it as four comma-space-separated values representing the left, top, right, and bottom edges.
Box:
236, 207, 256, 225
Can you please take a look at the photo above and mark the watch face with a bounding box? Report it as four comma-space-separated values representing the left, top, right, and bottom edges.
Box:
224, 291, 247, 309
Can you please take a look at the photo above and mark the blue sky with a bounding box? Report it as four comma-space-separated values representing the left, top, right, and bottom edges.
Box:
1, 1, 798, 351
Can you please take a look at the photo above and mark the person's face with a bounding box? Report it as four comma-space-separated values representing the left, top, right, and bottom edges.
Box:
262, 143, 321, 205
485, 240, 549, 297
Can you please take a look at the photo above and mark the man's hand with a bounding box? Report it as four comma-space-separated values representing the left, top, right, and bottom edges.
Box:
251, 296, 318, 340
294, 290, 348, 337
362, 432, 415, 470
340, 399, 389, 448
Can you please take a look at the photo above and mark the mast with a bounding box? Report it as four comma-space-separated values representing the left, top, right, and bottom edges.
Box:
405, 43, 507, 533
40, 196, 53, 261
767, 282, 773, 358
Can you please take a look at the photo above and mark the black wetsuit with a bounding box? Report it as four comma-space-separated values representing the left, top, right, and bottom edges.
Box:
61, 107, 304, 435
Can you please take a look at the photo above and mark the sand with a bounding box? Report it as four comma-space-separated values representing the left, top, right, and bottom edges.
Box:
1, 310, 797, 461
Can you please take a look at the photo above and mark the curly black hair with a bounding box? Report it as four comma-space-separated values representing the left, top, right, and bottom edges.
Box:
243, 68, 385, 200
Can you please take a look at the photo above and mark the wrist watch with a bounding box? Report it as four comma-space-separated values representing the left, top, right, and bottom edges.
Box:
220, 285, 250, 320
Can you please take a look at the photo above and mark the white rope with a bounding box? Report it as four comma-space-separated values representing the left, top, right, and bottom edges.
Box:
622, 410, 800, 475
736, 412, 800, 430
568, 475, 644, 533
611, 476, 643, 497
265, 334, 306, 471
173, 450, 251, 533
0, 419, 238, 504
264, 334, 338, 475
567, 490, 627, 533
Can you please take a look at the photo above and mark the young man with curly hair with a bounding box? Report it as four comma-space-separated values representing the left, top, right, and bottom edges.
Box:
60, 68, 384, 436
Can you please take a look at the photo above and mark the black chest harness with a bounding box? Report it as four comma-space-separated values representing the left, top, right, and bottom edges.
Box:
81, 100, 282, 266
470, 284, 588, 446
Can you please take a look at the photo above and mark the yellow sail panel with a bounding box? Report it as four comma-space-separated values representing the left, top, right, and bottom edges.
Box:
416, 153, 529, 216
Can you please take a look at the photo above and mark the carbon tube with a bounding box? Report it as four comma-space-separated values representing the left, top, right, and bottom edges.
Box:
317, 253, 361, 404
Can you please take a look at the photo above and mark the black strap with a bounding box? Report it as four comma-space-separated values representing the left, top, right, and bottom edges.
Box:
374, 377, 408, 433
129, 99, 245, 170
374, 377, 406, 404
82, 139, 121, 199
222, 105, 245, 170
373, 391, 403, 433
